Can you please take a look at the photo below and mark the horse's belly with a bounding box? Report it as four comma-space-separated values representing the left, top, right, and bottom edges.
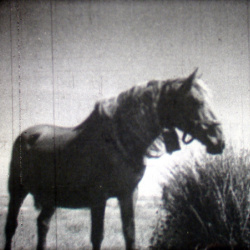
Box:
31, 185, 94, 208
56, 187, 93, 208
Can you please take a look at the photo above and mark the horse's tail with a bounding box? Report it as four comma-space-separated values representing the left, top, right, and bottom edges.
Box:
8, 134, 29, 194
5, 134, 30, 249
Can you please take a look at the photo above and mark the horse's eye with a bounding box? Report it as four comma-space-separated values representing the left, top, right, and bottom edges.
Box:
191, 99, 202, 108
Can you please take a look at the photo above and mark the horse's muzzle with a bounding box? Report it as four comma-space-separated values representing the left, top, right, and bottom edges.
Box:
206, 139, 225, 154
195, 121, 225, 155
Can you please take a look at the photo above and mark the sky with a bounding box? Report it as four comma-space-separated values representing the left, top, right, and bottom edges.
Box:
0, 0, 249, 195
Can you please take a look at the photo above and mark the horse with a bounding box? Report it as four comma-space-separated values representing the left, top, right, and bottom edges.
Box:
4, 69, 225, 250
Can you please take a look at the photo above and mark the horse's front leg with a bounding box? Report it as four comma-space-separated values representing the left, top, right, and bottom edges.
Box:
119, 190, 137, 250
90, 200, 106, 250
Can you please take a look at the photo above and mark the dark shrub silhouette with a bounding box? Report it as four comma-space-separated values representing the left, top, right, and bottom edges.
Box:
150, 147, 250, 249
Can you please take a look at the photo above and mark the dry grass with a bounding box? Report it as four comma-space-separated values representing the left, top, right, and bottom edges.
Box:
150, 146, 250, 249
0, 194, 160, 250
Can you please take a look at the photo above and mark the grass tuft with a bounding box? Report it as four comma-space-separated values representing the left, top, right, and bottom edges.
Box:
150, 146, 250, 249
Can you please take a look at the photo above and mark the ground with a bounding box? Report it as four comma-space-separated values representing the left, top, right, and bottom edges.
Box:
0, 193, 161, 250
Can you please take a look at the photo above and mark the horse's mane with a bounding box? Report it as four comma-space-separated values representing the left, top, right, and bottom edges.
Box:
97, 81, 163, 119
193, 78, 212, 102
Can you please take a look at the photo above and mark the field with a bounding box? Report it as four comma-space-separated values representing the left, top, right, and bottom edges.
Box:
0, 193, 161, 250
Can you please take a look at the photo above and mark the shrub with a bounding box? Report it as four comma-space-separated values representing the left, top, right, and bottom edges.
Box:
150, 147, 250, 249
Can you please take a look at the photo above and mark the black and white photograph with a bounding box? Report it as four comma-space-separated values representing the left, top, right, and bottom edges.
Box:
0, 0, 249, 249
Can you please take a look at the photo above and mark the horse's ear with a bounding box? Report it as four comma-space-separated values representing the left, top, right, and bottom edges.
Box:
180, 68, 198, 92
187, 68, 198, 82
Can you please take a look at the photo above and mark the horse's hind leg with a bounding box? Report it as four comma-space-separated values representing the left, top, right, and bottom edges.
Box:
4, 188, 28, 250
37, 206, 55, 250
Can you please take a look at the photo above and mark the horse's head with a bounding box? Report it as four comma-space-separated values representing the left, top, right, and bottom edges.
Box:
158, 69, 225, 154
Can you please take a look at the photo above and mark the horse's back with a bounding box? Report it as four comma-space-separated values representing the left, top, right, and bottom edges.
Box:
21, 124, 77, 150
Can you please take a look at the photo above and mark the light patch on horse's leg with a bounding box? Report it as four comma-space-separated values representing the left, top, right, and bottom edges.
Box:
132, 187, 138, 208
119, 194, 136, 250
91, 200, 106, 250
4, 189, 28, 250
37, 206, 55, 250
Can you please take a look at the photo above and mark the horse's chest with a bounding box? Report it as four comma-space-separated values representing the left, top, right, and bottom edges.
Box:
102, 154, 146, 196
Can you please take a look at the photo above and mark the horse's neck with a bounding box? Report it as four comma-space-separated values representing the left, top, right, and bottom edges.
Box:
75, 83, 163, 159
74, 109, 98, 132
114, 84, 162, 157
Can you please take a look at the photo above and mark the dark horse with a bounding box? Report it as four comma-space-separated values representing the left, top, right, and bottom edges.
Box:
5, 69, 225, 250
